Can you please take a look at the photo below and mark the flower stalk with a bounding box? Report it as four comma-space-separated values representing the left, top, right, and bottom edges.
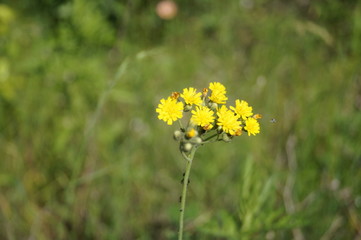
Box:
178, 146, 197, 240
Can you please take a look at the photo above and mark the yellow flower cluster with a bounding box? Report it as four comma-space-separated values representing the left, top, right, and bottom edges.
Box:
156, 82, 263, 239
156, 82, 261, 146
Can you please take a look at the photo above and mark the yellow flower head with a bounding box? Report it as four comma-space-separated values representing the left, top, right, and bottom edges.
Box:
230, 100, 253, 120
181, 87, 202, 106
191, 106, 215, 127
156, 97, 184, 125
209, 91, 228, 104
217, 105, 241, 135
208, 82, 228, 104
209, 82, 226, 93
244, 118, 260, 136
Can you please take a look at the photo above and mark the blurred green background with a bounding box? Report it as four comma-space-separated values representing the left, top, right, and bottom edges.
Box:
1, 0, 361, 239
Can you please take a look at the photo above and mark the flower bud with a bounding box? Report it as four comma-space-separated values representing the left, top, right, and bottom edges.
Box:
209, 102, 218, 110
173, 130, 182, 141
234, 128, 242, 136
222, 133, 232, 142
182, 142, 193, 152
186, 128, 198, 139
202, 88, 208, 97
190, 137, 202, 145
171, 92, 180, 100
253, 114, 262, 119
203, 124, 213, 131
184, 104, 192, 112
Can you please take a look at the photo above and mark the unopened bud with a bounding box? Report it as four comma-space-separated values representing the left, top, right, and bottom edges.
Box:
171, 92, 180, 100
203, 124, 213, 131
253, 114, 262, 119
184, 104, 192, 112
190, 137, 202, 145
209, 102, 218, 110
222, 133, 232, 142
186, 128, 198, 139
234, 128, 242, 136
173, 130, 182, 141
182, 142, 193, 152
202, 88, 208, 97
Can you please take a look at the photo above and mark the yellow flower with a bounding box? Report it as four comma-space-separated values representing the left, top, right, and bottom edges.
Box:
244, 118, 260, 136
156, 97, 184, 125
209, 82, 226, 93
181, 87, 202, 106
191, 106, 215, 127
209, 91, 228, 104
230, 100, 253, 120
209, 82, 228, 104
217, 105, 241, 135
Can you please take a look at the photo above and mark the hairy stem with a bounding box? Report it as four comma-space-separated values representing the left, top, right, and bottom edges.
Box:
178, 147, 197, 240
202, 132, 219, 142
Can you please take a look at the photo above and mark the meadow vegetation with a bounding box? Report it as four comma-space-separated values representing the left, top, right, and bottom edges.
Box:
0, 0, 361, 239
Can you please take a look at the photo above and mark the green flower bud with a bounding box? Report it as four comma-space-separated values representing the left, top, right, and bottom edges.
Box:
184, 104, 192, 112
173, 130, 182, 141
190, 137, 202, 145
209, 102, 218, 110
222, 133, 232, 142
182, 142, 193, 152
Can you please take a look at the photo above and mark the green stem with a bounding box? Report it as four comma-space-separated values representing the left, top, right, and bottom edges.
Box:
201, 139, 218, 144
202, 132, 219, 142
178, 147, 197, 240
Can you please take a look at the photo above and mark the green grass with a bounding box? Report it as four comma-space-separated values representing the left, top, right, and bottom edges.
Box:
1, 0, 361, 239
